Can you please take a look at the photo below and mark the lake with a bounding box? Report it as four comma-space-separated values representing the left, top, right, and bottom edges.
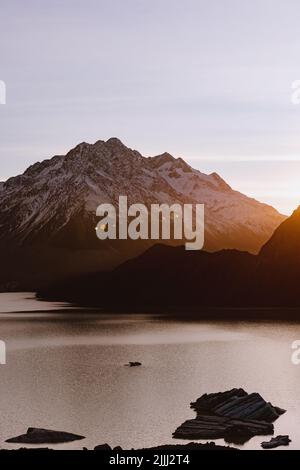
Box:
0, 292, 299, 450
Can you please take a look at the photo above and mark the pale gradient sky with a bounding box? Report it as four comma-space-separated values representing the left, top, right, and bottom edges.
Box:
1, 0, 300, 214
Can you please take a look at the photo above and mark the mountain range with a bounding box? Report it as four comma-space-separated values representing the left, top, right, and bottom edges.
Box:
0, 137, 285, 291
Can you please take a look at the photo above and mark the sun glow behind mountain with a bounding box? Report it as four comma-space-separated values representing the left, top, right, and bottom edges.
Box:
190, 158, 300, 216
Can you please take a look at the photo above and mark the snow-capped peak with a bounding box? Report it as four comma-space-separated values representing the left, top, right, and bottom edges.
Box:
0, 137, 285, 256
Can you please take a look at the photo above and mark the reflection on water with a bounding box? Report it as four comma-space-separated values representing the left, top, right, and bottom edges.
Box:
0, 293, 299, 449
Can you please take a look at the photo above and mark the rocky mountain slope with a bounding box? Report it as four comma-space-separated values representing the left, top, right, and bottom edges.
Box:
0, 137, 284, 290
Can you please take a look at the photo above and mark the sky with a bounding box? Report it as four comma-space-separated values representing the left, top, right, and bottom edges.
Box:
1, 0, 300, 214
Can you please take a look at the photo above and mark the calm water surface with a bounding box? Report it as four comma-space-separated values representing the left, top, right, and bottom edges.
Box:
0, 293, 299, 450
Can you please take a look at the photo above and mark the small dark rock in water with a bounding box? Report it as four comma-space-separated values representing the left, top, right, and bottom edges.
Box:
125, 362, 142, 367
6, 427, 85, 444
261, 435, 291, 449
173, 388, 285, 444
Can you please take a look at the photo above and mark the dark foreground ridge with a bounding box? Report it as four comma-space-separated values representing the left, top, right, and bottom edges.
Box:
3, 442, 237, 451
173, 388, 285, 444
94, 442, 237, 451
6, 428, 85, 444
38, 205, 300, 312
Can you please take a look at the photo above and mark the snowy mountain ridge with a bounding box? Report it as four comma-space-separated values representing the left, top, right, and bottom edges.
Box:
0, 137, 284, 246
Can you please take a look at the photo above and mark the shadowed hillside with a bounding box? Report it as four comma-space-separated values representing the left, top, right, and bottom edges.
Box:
38, 205, 300, 314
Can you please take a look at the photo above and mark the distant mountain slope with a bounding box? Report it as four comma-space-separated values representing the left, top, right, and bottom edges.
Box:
260, 205, 300, 263
38, 205, 300, 312
37, 245, 257, 310
0, 137, 285, 290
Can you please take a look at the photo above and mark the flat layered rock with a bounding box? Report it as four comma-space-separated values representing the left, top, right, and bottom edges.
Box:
261, 435, 291, 449
174, 389, 285, 445
191, 388, 285, 422
6, 427, 85, 444
173, 415, 273, 444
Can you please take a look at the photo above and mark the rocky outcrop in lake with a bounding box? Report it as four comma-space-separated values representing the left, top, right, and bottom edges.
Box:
173, 389, 285, 444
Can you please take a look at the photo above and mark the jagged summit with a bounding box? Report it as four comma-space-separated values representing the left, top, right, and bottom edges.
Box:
105, 136, 126, 147
150, 152, 174, 163
148, 152, 192, 173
